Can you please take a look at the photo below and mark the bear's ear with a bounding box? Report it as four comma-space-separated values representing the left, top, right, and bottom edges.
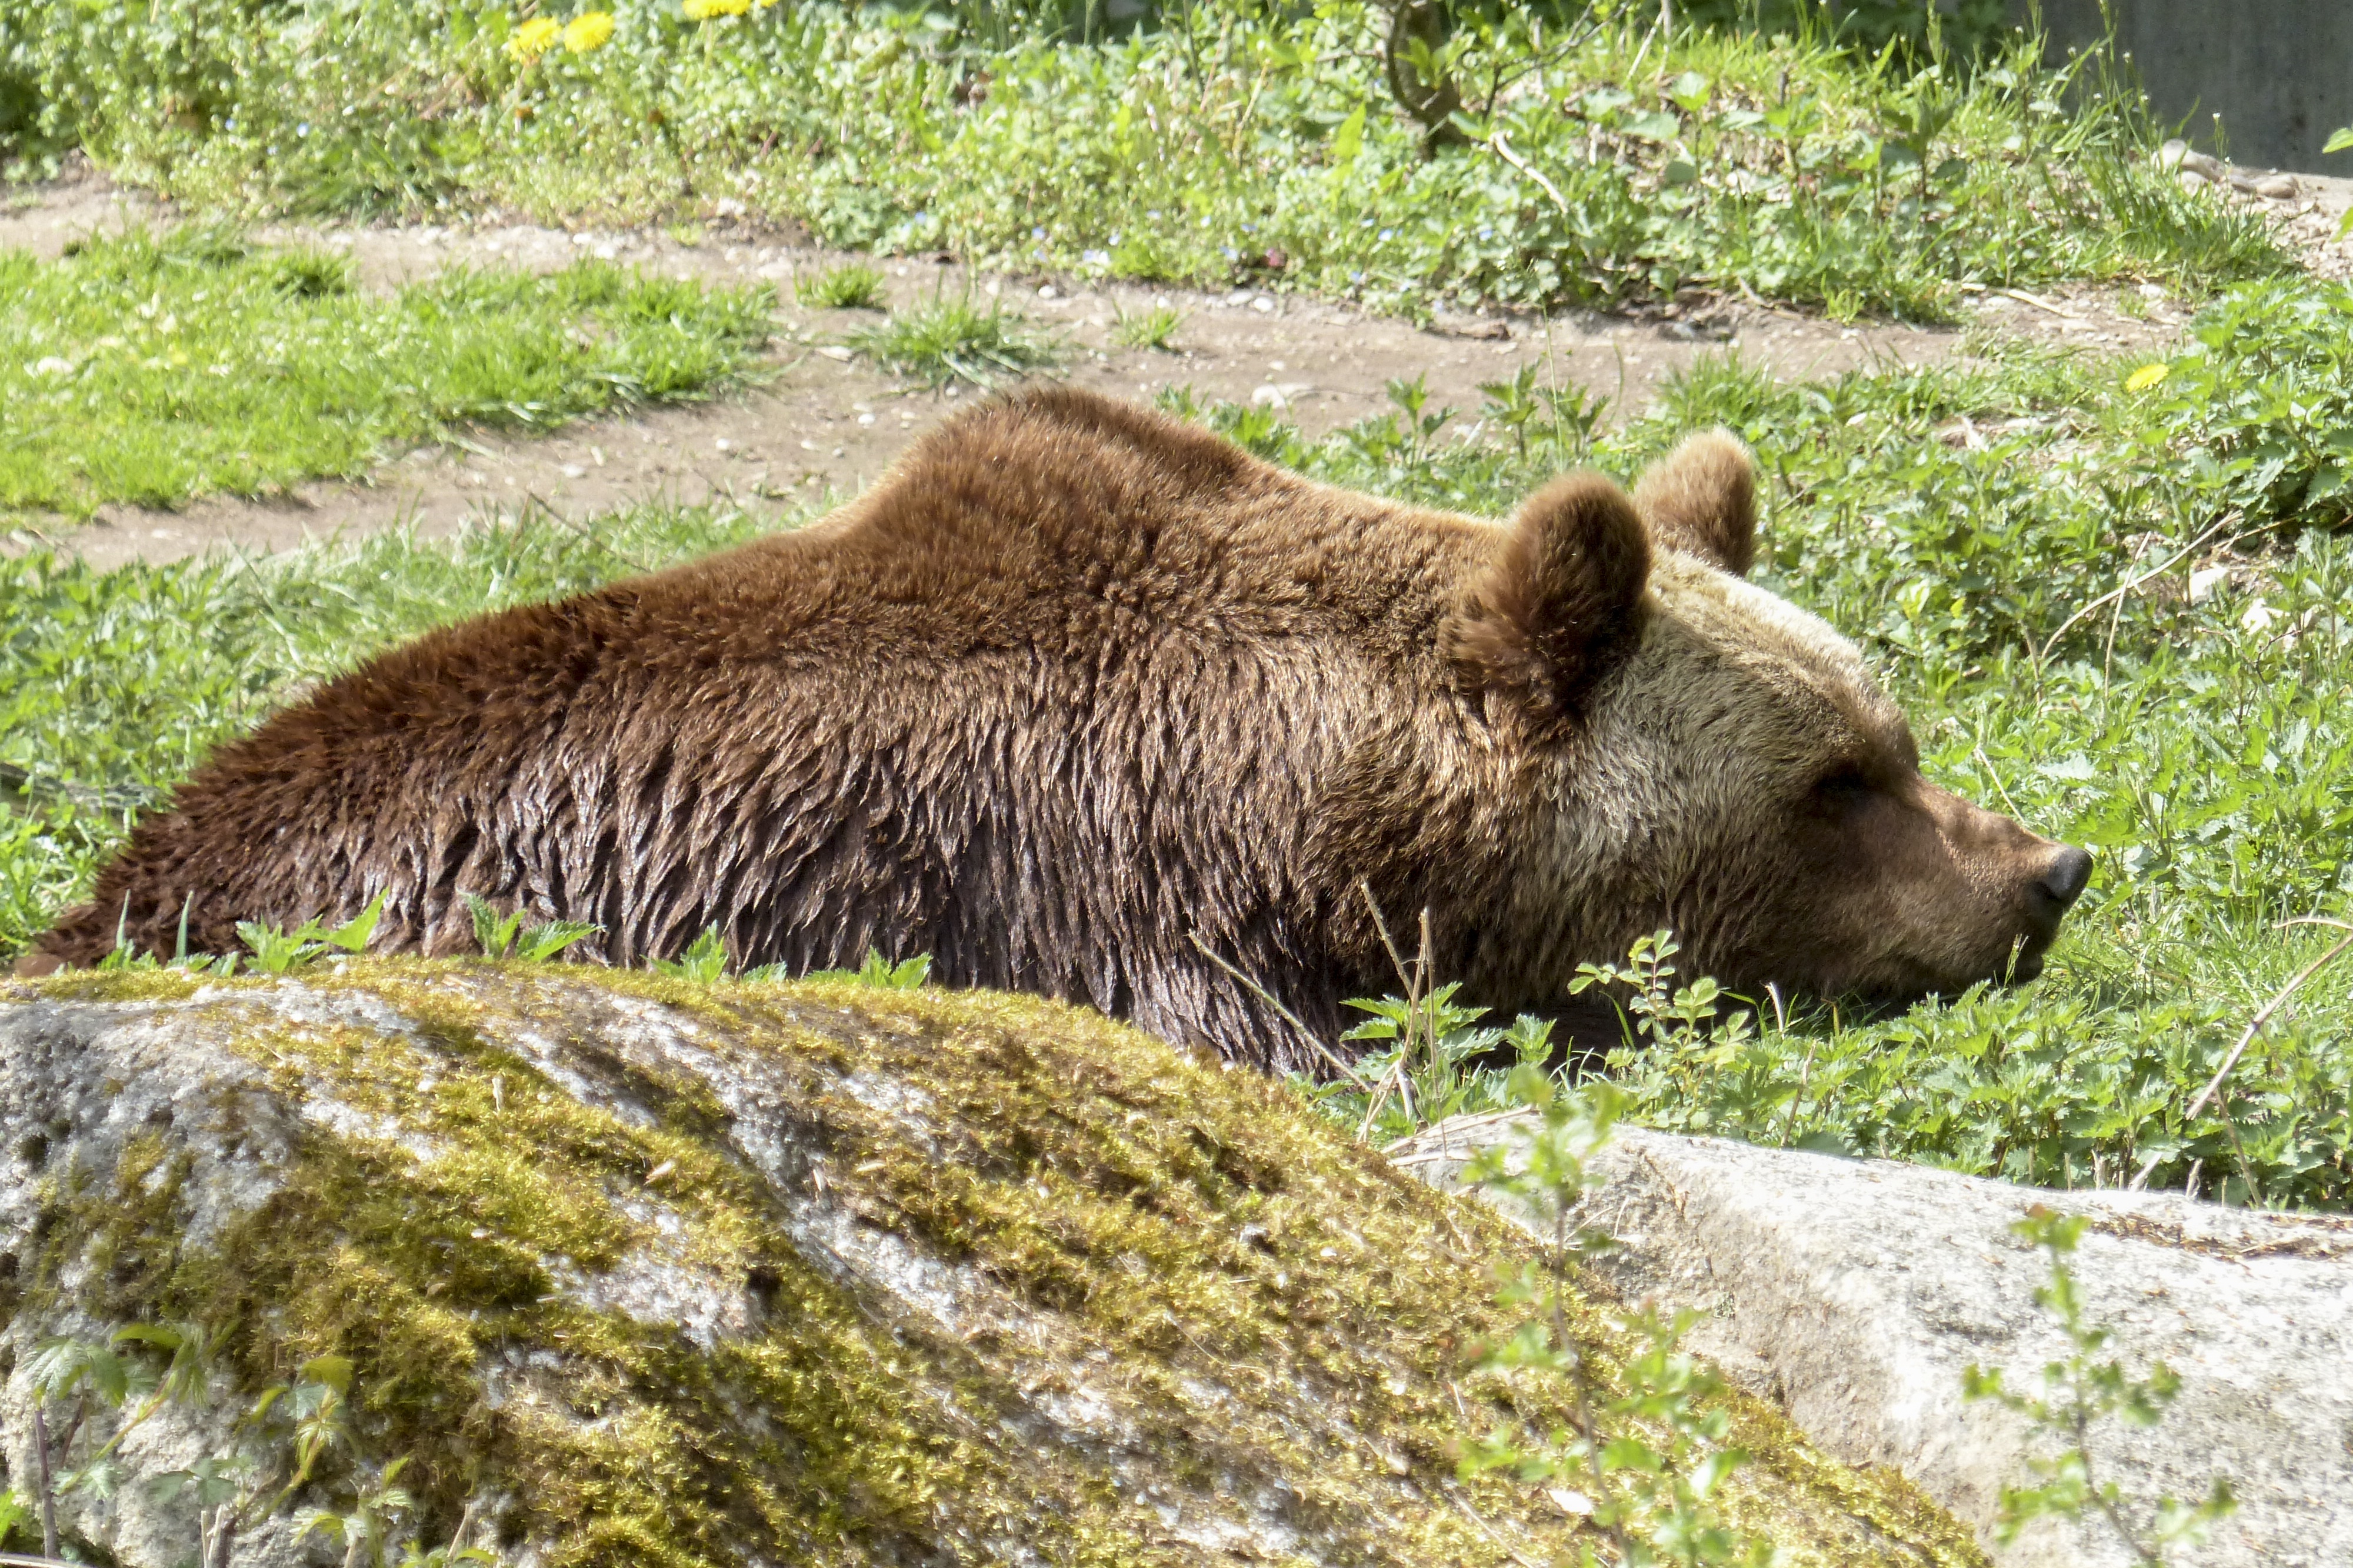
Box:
1633, 428, 1756, 576
1448, 473, 1651, 714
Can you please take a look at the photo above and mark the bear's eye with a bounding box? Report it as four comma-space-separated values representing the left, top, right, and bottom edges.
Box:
1811, 765, 1874, 810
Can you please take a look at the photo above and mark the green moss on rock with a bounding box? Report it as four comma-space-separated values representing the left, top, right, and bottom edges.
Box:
2, 963, 1987, 1566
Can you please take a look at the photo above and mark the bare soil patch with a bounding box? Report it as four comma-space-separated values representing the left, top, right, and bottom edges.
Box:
8, 154, 2332, 571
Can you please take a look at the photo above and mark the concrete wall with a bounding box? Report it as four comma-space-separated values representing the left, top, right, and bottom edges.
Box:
2020, 1, 2353, 174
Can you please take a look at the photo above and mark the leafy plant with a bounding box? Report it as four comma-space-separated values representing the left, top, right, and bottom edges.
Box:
1478, 362, 1608, 460
651, 925, 730, 982
796, 262, 887, 310
461, 892, 599, 963
1299, 984, 1552, 1145
1962, 1207, 2236, 1564
1458, 1068, 1774, 1568
237, 892, 389, 975
846, 288, 1062, 386
795, 949, 934, 989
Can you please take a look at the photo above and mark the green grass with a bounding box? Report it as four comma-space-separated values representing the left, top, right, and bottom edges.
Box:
0, 227, 776, 521
1111, 302, 1185, 352
8, 277, 2353, 1210
795, 261, 886, 310
845, 288, 1061, 386
1, 2, 2297, 320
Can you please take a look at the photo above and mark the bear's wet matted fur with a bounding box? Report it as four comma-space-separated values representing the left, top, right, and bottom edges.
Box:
29, 388, 2087, 1069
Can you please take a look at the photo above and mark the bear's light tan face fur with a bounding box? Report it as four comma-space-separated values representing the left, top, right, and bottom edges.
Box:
1520, 446, 2084, 1004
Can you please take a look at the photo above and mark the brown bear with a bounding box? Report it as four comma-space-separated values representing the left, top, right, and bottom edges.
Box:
25, 386, 2088, 1070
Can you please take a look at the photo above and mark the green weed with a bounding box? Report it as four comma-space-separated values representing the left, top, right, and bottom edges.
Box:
846, 288, 1061, 386
236, 892, 385, 975
0, 229, 775, 521
650, 926, 730, 983
460, 892, 599, 963
795, 262, 887, 310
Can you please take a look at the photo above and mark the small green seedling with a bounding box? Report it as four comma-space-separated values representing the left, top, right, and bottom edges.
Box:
652, 925, 730, 982
461, 892, 599, 962
1111, 302, 1184, 351
236, 891, 388, 975
799, 949, 932, 988
796, 262, 887, 310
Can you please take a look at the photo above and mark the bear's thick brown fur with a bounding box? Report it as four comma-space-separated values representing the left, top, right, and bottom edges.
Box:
29, 387, 2087, 1070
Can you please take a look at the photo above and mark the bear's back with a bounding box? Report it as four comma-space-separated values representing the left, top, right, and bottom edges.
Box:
36, 388, 1497, 986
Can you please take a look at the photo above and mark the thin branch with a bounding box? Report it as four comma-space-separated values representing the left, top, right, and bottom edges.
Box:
1484, 131, 1574, 218
1187, 932, 1368, 1090
31, 1407, 56, 1560
2129, 918, 2353, 1190
1358, 878, 1414, 991
1441, 1484, 1548, 1568
1354, 883, 1428, 1139
2032, 513, 2247, 666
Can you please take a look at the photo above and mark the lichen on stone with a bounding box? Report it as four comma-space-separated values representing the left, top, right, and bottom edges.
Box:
0, 963, 1988, 1566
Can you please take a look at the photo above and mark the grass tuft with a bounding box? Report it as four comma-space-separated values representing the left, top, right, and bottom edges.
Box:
1111, 302, 1185, 352
845, 289, 1061, 387
794, 262, 886, 311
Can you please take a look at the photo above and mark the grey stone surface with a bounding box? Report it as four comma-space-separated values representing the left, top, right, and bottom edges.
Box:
0, 970, 1989, 1567
1395, 1112, 2353, 1568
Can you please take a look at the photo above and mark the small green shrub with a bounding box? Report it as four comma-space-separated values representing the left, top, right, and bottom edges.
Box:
1459, 1070, 1775, 1568
791, 949, 933, 988
235, 893, 384, 975
796, 262, 887, 310
1110, 302, 1183, 351
846, 289, 1062, 386
460, 893, 599, 963
1962, 1208, 2237, 1564
650, 926, 730, 982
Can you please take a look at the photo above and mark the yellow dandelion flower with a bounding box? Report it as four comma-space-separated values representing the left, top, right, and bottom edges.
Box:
682, 0, 748, 18
562, 10, 614, 51
505, 16, 560, 62
2125, 362, 2171, 393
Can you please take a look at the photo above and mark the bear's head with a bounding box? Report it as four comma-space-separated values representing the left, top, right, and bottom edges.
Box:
1444, 429, 2089, 1007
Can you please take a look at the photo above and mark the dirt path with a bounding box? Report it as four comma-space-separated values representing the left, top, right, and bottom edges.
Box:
9, 154, 2329, 571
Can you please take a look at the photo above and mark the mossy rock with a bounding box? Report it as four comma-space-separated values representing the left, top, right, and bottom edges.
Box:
0, 964, 1987, 1566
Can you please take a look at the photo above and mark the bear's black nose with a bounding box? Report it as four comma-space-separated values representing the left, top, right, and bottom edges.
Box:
2033, 846, 2092, 913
